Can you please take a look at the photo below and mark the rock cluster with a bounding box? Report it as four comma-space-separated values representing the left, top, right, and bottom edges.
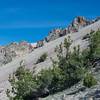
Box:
0, 41, 34, 66
7, 41, 34, 56
0, 46, 16, 66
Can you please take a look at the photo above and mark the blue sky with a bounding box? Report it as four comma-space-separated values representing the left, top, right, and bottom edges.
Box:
0, 0, 99, 45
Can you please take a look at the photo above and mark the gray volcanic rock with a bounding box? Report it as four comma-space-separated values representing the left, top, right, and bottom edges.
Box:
45, 28, 68, 42
36, 28, 69, 49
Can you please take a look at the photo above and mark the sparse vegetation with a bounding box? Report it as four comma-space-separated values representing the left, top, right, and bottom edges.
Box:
7, 31, 100, 100
36, 53, 48, 64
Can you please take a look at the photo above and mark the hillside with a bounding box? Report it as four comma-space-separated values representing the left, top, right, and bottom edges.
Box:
0, 18, 100, 100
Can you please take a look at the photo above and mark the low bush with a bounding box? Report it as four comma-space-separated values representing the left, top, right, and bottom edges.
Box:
83, 73, 97, 88
36, 53, 47, 64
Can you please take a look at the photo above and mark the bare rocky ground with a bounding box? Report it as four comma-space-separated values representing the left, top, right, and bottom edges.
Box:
0, 20, 100, 100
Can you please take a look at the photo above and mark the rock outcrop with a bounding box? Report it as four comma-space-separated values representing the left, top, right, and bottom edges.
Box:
0, 41, 34, 66
36, 16, 100, 46
0, 46, 16, 66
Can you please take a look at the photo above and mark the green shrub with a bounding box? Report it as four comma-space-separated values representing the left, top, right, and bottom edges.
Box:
51, 37, 86, 91
83, 73, 97, 88
36, 68, 53, 92
7, 66, 38, 100
48, 67, 66, 93
36, 53, 47, 64
89, 31, 100, 59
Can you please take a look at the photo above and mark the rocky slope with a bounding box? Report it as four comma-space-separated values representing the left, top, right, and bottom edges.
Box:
0, 17, 100, 100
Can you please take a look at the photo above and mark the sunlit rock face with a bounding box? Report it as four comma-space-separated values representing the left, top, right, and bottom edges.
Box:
68, 16, 90, 33
44, 28, 69, 42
